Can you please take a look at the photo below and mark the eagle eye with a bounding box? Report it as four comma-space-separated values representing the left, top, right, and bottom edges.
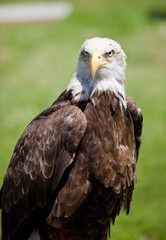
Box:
107, 50, 115, 57
82, 50, 89, 57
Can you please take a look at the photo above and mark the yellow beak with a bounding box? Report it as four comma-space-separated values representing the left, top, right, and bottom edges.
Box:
90, 51, 109, 79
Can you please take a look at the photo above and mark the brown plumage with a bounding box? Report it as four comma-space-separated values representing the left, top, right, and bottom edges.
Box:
0, 37, 143, 240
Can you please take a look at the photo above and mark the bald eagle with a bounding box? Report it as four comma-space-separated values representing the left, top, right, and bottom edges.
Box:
0, 37, 143, 240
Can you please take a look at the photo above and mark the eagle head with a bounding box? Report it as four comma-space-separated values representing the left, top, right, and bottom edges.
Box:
67, 37, 127, 106
78, 37, 127, 80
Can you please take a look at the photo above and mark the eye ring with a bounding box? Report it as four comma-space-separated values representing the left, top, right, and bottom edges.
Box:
107, 50, 114, 57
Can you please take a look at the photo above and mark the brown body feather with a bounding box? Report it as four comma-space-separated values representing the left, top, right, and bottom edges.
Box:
0, 90, 143, 240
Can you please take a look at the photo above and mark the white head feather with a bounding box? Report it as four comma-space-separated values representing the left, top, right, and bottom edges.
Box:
67, 37, 127, 107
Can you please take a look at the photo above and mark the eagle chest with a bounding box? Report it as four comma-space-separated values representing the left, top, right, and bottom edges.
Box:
80, 95, 136, 193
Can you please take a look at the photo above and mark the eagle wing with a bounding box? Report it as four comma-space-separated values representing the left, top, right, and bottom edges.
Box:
1, 103, 87, 239
126, 96, 143, 158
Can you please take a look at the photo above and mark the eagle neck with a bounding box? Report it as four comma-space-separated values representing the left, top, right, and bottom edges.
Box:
91, 77, 126, 108
67, 71, 126, 108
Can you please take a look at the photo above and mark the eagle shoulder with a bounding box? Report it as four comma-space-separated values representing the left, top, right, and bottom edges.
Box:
126, 96, 143, 158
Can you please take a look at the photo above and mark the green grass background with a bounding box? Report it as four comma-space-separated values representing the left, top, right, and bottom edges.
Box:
0, 0, 166, 239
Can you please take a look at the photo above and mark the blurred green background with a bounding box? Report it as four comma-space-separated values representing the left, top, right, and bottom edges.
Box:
0, 0, 166, 239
